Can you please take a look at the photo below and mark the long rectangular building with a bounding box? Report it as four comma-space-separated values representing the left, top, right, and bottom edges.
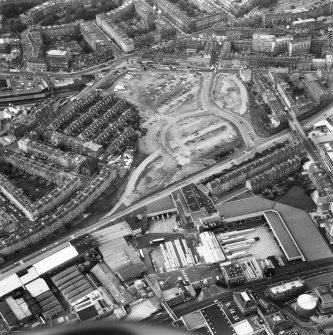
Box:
215, 196, 333, 263
96, 13, 134, 53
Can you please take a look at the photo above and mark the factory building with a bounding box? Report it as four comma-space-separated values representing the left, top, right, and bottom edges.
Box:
91, 223, 147, 283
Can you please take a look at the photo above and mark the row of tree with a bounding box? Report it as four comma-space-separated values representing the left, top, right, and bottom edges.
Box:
258, 0, 278, 9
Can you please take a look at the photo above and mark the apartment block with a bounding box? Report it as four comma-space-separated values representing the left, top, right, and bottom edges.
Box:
20, 0, 85, 25
134, 0, 155, 29
96, 14, 134, 53
288, 37, 311, 57
30, 22, 81, 42
246, 156, 302, 193
0, 165, 116, 257
252, 34, 275, 53
207, 140, 305, 197
80, 21, 113, 52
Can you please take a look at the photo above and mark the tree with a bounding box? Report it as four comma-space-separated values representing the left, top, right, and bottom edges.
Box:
259, 0, 278, 9
43, 13, 57, 26
7, 19, 26, 33
292, 86, 305, 96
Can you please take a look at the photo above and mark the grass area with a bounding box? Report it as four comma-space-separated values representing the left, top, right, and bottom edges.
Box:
243, 91, 271, 138
0, 161, 56, 202
275, 185, 316, 213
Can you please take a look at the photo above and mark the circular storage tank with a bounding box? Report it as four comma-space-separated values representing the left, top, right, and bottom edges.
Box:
294, 294, 318, 317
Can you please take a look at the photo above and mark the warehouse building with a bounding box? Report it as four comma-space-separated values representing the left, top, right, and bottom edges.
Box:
91, 222, 147, 282
197, 231, 225, 264
215, 196, 333, 265
90, 262, 134, 306
51, 265, 95, 306
25, 278, 63, 320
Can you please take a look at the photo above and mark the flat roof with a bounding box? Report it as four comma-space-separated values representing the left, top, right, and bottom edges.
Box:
25, 278, 49, 298
201, 304, 234, 335
233, 320, 254, 335
91, 221, 132, 242
18, 267, 39, 285
33, 245, 79, 276
215, 196, 274, 219
273, 202, 333, 262
198, 231, 225, 264
264, 211, 302, 261
216, 196, 333, 262
46, 49, 67, 56
77, 305, 98, 321
317, 133, 333, 144
0, 274, 22, 298
181, 183, 216, 213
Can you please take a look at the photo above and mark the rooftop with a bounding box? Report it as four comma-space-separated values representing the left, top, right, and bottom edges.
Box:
264, 211, 302, 261
46, 49, 68, 57
216, 196, 333, 262
221, 263, 244, 278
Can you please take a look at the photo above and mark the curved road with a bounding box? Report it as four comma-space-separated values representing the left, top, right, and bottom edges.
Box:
201, 72, 257, 149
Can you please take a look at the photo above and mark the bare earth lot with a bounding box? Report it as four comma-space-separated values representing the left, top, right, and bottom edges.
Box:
111, 71, 244, 206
